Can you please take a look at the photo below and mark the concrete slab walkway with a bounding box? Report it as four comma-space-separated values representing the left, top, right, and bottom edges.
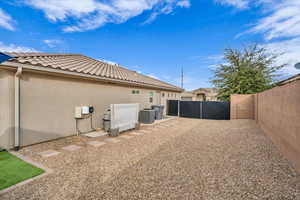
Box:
37, 150, 60, 158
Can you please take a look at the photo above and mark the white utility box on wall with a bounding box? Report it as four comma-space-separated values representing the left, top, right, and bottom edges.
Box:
75, 107, 83, 119
74, 106, 94, 119
81, 106, 90, 114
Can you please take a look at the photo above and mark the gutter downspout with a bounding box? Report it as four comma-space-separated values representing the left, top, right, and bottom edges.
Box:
14, 67, 22, 151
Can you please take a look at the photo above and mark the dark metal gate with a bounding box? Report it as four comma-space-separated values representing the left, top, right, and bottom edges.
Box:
202, 101, 230, 120
167, 100, 230, 120
179, 101, 201, 118
167, 100, 179, 116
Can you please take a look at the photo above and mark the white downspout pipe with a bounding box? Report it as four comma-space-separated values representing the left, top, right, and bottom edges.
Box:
15, 67, 22, 150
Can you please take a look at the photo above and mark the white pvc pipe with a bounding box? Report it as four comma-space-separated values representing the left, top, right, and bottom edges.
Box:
14, 67, 22, 150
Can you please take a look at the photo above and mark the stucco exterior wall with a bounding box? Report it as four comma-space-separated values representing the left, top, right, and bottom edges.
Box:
160, 91, 180, 115
230, 94, 254, 119
180, 92, 203, 101
256, 80, 300, 173
181, 89, 218, 102
0, 70, 180, 148
0, 69, 15, 149
230, 80, 300, 173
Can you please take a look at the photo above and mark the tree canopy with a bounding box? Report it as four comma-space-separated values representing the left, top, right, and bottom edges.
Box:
211, 45, 285, 101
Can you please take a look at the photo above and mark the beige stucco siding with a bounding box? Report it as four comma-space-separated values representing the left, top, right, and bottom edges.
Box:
13, 72, 178, 147
230, 94, 254, 120
0, 69, 15, 149
230, 80, 300, 173
160, 91, 180, 115
256, 81, 300, 173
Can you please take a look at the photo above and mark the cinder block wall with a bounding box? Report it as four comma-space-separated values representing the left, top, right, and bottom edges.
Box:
230, 94, 254, 119
231, 80, 300, 173
256, 80, 300, 173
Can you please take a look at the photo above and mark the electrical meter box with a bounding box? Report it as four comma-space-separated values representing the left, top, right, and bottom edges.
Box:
75, 107, 83, 119
81, 106, 90, 114
89, 106, 94, 113
75, 106, 94, 119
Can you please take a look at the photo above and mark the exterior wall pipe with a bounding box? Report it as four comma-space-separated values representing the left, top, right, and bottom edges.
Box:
14, 66, 22, 150
178, 100, 180, 117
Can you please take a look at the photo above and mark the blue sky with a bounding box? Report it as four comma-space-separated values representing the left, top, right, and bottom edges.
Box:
0, 0, 299, 90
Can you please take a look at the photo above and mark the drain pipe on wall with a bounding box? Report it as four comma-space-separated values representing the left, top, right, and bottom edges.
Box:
14, 67, 22, 151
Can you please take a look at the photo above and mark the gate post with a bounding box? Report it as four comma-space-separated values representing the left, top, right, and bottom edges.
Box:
200, 102, 203, 119
178, 100, 180, 117
167, 100, 169, 116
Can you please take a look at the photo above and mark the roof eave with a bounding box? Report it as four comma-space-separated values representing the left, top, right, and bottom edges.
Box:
1, 61, 183, 92
277, 73, 300, 86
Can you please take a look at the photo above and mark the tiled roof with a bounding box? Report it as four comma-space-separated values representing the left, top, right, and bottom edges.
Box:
181, 91, 195, 97
277, 74, 300, 86
192, 88, 218, 94
2, 52, 182, 91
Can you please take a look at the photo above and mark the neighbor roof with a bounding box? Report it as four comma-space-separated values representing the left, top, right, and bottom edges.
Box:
192, 88, 218, 94
1, 52, 182, 92
277, 74, 300, 86
181, 91, 195, 97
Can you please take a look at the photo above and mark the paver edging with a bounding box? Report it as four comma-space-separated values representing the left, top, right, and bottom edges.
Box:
140, 117, 177, 127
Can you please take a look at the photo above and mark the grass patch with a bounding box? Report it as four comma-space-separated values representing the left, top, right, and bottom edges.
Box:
0, 151, 44, 190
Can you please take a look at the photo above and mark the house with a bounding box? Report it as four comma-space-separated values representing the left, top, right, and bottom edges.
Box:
181, 88, 218, 101
180, 91, 196, 101
0, 52, 182, 150
192, 88, 219, 101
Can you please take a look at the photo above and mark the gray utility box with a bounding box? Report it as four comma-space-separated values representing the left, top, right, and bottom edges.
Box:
139, 109, 155, 124
103, 119, 110, 132
103, 110, 111, 132
151, 105, 164, 120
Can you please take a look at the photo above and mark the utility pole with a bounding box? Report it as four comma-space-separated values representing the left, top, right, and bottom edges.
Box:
181, 67, 184, 89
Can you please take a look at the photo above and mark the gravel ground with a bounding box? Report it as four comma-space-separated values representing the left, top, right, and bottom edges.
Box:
1, 118, 299, 200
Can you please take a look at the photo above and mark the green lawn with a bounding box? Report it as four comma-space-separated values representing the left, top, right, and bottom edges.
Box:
0, 151, 44, 190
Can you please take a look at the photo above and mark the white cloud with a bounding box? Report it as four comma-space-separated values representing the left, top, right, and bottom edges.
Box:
177, 0, 191, 8
0, 8, 15, 31
217, 0, 300, 75
25, 0, 105, 21
189, 54, 224, 69
263, 38, 300, 75
143, 5, 172, 24
143, 0, 191, 24
129, 68, 159, 79
98, 58, 119, 65
251, 1, 300, 40
215, 0, 249, 9
248, 0, 300, 74
0, 41, 37, 52
24, 0, 191, 32
43, 39, 62, 48
205, 55, 224, 62
214, 0, 275, 10
146, 73, 159, 79
219, 0, 300, 41
143, 0, 190, 24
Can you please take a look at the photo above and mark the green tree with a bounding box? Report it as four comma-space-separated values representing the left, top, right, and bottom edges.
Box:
211, 45, 285, 101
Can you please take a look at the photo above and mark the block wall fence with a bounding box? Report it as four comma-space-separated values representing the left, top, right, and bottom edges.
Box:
230, 79, 300, 173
